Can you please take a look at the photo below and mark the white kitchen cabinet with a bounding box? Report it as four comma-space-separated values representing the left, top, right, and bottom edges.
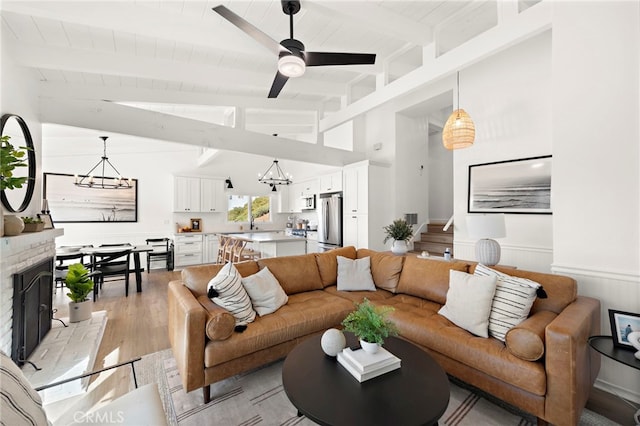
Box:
200, 178, 225, 213
174, 176, 201, 212
277, 186, 300, 213
174, 234, 203, 268
341, 161, 391, 251
300, 178, 319, 197
287, 183, 303, 213
342, 166, 368, 214
319, 171, 342, 193
204, 234, 220, 264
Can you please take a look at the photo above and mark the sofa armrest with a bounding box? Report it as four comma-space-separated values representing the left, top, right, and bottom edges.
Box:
544, 296, 601, 425
168, 280, 207, 393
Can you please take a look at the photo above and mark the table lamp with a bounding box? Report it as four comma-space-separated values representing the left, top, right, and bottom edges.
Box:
466, 214, 506, 266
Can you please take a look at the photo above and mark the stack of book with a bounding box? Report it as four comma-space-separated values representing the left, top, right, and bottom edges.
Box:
337, 346, 401, 382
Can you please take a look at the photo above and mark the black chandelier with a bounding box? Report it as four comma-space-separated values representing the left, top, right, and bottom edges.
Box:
258, 159, 292, 192
74, 136, 132, 189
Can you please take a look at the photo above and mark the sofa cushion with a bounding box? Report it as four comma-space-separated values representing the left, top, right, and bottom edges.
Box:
379, 294, 547, 396
315, 246, 357, 287
258, 254, 324, 295
204, 291, 354, 367
396, 257, 469, 304
473, 263, 541, 341
337, 256, 376, 291
324, 285, 394, 304
197, 295, 236, 341
438, 270, 498, 338
475, 265, 577, 315
207, 262, 256, 326
0, 351, 49, 426
356, 249, 405, 293
182, 261, 260, 298
242, 267, 289, 316
505, 310, 557, 361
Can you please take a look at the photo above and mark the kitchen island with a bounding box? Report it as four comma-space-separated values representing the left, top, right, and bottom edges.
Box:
225, 232, 307, 258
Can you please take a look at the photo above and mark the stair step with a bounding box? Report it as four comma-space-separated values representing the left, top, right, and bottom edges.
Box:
420, 233, 452, 244
427, 223, 452, 234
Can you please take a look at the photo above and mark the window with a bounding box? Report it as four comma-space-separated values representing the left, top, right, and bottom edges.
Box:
227, 195, 271, 223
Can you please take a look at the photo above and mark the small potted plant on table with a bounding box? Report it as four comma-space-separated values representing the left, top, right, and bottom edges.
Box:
383, 218, 414, 255
341, 298, 398, 354
65, 263, 95, 322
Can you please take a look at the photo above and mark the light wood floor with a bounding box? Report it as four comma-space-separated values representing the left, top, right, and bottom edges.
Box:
51, 270, 637, 425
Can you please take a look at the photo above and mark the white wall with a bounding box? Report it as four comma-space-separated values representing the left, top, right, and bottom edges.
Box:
550, 1, 640, 402
452, 31, 554, 273
395, 114, 428, 225
428, 129, 454, 222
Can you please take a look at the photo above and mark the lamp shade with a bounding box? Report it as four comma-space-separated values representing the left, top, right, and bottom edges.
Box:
442, 109, 475, 150
466, 214, 506, 239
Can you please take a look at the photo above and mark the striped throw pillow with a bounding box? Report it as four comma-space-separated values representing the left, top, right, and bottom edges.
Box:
474, 264, 541, 342
208, 262, 256, 326
0, 351, 50, 426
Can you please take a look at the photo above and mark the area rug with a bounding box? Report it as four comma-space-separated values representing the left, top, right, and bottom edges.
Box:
137, 349, 619, 426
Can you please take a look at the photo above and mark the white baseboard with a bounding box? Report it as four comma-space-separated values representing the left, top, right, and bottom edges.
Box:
594, 378, 640, 405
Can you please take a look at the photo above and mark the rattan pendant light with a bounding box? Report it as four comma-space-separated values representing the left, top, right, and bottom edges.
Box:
442, 71, 475, 150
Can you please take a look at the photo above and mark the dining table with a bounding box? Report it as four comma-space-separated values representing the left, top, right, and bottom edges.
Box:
56, 245, 154, 293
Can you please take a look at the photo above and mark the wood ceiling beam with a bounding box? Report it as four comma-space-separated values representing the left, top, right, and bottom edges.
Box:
39, 98, 365, 167
319, 1, 552, 132
38, 81, 328, 111
8, 41, 347, 98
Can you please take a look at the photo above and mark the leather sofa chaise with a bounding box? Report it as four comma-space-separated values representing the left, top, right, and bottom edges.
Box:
167, 246, 600, 426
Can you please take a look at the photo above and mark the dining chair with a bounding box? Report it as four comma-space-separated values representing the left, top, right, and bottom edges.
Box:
92, 249, 132, 297
217, 235, 229, 263
232, 240, 260, 262
54, 245, 93, 293
145, 238, 171, 272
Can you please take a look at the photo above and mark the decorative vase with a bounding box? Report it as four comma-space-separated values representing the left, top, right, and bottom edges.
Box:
69, 300, 92, 322
390, 239, 408, 255
4, 215, 24, 236
360, 339, 380, 354
23, 222, 44, 233
321, 328, 346, 357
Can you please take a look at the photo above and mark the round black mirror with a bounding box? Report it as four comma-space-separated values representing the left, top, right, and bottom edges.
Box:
1, 114, 36, 213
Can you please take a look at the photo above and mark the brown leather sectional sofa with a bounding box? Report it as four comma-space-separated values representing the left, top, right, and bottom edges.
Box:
167, 246, 601, 426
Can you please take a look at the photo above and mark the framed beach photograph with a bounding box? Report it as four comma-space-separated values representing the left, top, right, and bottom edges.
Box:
608, 309, 640, 350
43, 172, 138, 223
468, 155, 552, 214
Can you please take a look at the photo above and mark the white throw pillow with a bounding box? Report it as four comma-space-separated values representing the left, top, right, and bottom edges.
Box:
438, 270, 497, 337
474, 263, 541, 341
337, 256, 376, 292
207, 262, 256, 326
242, 267, 289, 316
0, 351, 50, 426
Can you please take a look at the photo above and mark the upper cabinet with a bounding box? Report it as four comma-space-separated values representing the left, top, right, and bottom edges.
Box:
200, 178, 225, 213
319, 171, 342, 193
342, 165, 368, 215
300, 179, 319, 197
174, 176, 224, 213
174, 176, 201, 212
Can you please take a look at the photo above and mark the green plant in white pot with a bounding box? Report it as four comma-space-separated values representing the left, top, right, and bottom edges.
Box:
341, 298, 398, 354
65, 263, 95, 322
383, 218, 413, 255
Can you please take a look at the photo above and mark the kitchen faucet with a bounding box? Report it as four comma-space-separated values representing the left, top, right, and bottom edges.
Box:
250, 216, 255, 230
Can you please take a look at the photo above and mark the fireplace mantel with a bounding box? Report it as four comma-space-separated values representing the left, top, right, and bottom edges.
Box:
1, 228, 64, 254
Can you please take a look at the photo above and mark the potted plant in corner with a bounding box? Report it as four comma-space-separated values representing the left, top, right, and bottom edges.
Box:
65, 263, 95, 322
383, 218, 414, 255
341, 298, 398, 354
1, 135, 31, 236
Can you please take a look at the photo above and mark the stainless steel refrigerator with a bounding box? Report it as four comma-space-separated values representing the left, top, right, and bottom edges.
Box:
318, 192, 343, 251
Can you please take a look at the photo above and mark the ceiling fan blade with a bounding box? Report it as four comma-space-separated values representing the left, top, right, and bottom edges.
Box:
212, 6, 289, 56
268, 72, 289, 98
305, 52, 376, 67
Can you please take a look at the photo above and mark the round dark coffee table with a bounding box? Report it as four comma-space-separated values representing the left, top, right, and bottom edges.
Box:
282, 333, 450, 426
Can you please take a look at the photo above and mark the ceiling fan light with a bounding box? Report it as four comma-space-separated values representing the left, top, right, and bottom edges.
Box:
278, 55, 305, 77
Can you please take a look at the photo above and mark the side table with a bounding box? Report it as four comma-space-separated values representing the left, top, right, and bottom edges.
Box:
588, 335, 640, 423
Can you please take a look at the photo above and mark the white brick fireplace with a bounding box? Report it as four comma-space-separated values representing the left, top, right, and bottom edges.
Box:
0, 228, 63, 356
